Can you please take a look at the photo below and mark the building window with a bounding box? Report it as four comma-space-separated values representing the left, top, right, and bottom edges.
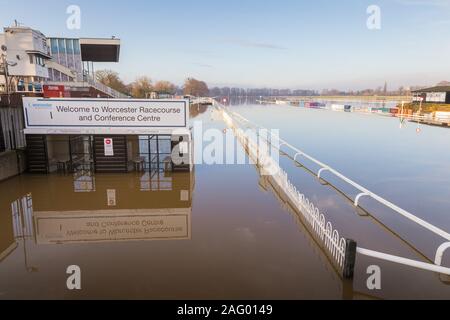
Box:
50, 38, 58, 54
34, 82, 42, 92
32, 55, 45, 67
73, 39, 80, 54
58, 39, 66, 54
66, 39, 74, 54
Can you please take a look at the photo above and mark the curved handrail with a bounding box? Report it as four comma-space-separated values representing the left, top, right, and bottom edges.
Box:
435, 242, 450, 266
212, 99, 450, 277
224, 106, 450, 242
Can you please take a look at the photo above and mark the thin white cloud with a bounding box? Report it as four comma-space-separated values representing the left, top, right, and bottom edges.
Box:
228, 39, 288, 50
193, 63, 214, 68
431, 19, 450, 25
396, 0, 450, 6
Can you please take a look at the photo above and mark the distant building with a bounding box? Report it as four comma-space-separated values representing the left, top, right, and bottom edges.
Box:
0, 25, 51, 93
412, 86, 450, 104
0, 24, 123, 97
0, 23, 124, 154
47, 37, 121, 89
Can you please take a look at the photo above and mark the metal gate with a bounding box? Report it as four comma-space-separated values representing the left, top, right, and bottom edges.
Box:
69, 136, 94, 172
0, 107, 26, 151
138, 135, 171, 171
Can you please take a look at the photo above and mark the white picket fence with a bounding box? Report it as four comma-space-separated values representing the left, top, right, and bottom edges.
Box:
222, 109, 348, 271
216, 99, 450, 278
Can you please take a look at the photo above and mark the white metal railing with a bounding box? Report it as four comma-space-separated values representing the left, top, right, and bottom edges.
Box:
85, 76, 129, 99
357, 247, 450, 276
214, 99, 450, 277
397, 113, 450, 124
326, 104, 450, 125
190, 97, 213, 105
221, 107, 350, 274
2, 81, 44, 94
79, 75, 129, 99
226, 107, 450, 239
44, 77, 129, 99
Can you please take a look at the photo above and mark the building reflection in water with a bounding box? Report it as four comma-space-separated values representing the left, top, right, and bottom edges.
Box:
0, 170, 194, 268
73, 169, 96, 193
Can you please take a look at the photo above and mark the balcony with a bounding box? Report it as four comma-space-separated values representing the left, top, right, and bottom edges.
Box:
0, 76, 128, 101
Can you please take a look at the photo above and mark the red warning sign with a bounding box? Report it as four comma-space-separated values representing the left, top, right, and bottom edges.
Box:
104, 138, 114, 156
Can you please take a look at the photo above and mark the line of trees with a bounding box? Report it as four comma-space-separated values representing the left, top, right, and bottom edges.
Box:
96, 70, 423, 99
183, 78, 209, 97
208, 87, 318, 97
320, 88, 411, 97
95, 70, 209, 98
321, 84, 412, 97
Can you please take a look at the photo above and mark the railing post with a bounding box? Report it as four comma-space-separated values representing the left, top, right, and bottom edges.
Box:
318, 167, 330, 180
343, 239, 357, 279
435, 242, 450, 266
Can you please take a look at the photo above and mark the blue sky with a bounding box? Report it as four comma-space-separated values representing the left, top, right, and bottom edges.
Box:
2, 0, 450, 90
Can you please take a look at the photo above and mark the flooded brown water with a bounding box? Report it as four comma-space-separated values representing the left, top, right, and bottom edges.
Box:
0, 105, 449, 299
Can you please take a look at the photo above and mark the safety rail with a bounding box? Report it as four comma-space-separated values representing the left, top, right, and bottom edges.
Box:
190, 97, 214, 105
212, 99, 450, 277
398, 113, 450, 126
221, 108, 356, 279
369, 110, 450, 125
85, 77, 129, 99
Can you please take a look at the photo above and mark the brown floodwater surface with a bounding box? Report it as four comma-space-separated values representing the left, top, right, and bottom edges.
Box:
0, 105, 449, 299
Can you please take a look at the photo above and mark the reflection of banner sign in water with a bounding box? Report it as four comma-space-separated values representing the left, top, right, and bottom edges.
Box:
22, 97, 188, 134
34, 209, 191, 244
104, 138, 114, 156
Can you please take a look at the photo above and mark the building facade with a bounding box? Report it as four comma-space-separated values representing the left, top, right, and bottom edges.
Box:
1, 23, 191, 180
0, 24, 125, 149
412, 86, 450, 104
0, 25, 51, 94
0, 23, 125, 180
47, 37, 82, 82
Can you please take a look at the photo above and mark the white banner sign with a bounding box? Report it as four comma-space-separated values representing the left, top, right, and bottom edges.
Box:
22, 97, 188, 134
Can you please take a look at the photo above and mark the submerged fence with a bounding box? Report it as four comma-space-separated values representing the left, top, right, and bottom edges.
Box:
222, 108, 356, 278
214, 99, 450, 278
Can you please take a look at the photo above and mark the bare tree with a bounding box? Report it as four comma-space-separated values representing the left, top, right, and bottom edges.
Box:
153, 80, 176, 95
95, 70, 129, 94
130, 76, 153, 98
183, 78, 209, 97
